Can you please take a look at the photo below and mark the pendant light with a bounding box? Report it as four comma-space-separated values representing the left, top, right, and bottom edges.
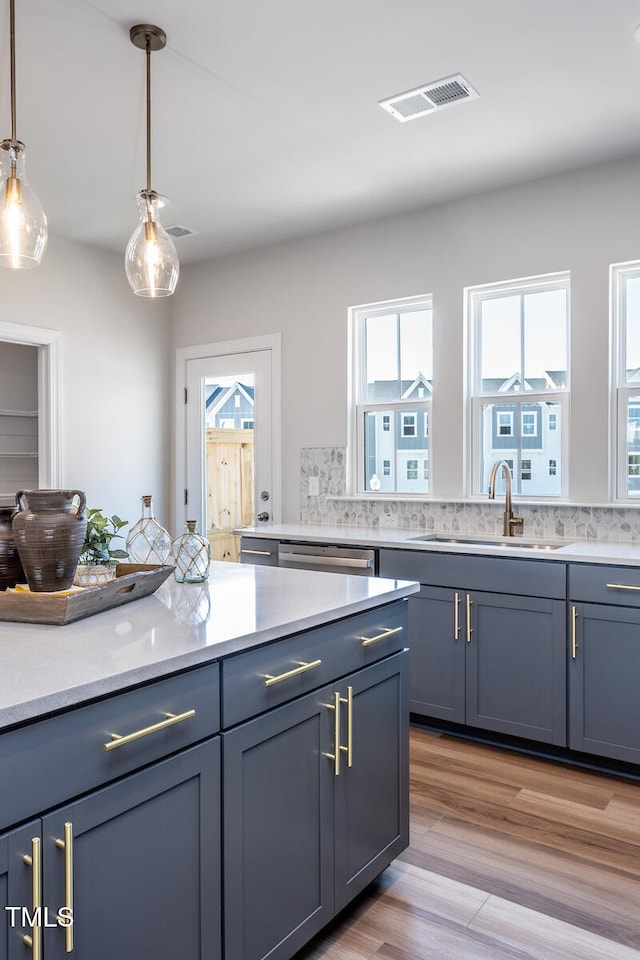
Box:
0, 0, 47, 269
125, 24, 178, 297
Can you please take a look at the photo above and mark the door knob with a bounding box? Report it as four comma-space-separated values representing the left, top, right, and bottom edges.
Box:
256, 511, 269, 522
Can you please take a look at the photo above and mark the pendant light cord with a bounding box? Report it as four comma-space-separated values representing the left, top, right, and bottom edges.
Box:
146, 34, 151, 192
9, 0, 16, 140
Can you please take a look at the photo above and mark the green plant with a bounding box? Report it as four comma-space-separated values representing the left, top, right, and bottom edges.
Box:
79, 509, 129, 566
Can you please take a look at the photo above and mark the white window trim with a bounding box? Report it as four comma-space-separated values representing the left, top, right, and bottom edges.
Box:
610, 260, 640, 500
348, 294, 433, 497
497, 411, 514, 436
521, 411, 538, 437
402, 413, 417, 437
466, 271, 570, 499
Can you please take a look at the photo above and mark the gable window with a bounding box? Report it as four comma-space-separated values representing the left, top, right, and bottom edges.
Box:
467, 271, 569, 498
611, 261, 640, 498
350, 294, 433, 494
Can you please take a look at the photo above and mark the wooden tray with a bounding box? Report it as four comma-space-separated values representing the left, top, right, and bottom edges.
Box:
0, 563, 174, 626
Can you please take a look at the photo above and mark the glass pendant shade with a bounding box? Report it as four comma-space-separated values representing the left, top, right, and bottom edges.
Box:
125, 190, 179, 297
0, 139, 47, 269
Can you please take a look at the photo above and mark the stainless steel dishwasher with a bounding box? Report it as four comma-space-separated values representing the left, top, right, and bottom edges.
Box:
277, 542, 376, 576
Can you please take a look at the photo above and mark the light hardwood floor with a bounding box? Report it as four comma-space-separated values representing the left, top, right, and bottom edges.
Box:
295, 725, 640, 960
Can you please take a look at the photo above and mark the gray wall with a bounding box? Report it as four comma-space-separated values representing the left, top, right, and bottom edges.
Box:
173, 154, 640, 522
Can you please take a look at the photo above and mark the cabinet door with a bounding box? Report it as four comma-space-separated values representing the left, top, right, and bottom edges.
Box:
42, 739, 220, 960
569, 603, 640, 763
223, 687, 334, 960
0, 822, 40, 960
408, 590, 466, 722
334, 651, 409, 912
466, 592, 566, 745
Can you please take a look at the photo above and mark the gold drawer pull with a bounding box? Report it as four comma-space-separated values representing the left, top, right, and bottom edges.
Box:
571, 605, 578, 660
339, 686, 353, 768
241, 549, 273, 556
606, 582, 640, 591
54, 823, 73, 953
466, 594, 473, 643
103, 709, 196, 750
22, 837, 42, 960
454, 591, 460, 641
264, 659, 322, 687
359, 626, 403, 647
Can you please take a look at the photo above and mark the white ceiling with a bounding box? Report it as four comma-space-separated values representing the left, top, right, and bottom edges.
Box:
7, 0, 640, 264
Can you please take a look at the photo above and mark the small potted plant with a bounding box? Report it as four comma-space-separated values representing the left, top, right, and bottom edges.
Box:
74, 509, 129, 586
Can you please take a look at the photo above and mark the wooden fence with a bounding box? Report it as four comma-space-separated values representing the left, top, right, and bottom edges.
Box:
205, 428, 254, 560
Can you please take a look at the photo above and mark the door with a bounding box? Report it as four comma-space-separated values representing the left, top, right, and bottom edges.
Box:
569, 602, 640, 763
408, 589, 466, 723
223, 687, 334, 960
333, 651, 409, 912
466, 591, 566, 745
184, 347, 277, 548
42, 740, 220, 960
0, 822, 41, 960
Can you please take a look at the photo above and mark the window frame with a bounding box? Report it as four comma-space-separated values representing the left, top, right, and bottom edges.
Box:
610, 260, 640, 500
467, 271, 570, 499
349, 294, 433, 497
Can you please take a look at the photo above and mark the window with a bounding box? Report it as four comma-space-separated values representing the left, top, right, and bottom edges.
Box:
423, 459, 429, 480
351, 295, 433, 494
234, 394, 240, 408
497, 411, 513, 436
611, 261, 640, 498
241, 419, 254, 430
521, 411, 537, 437
468, 271, 569, 497
402, 413, 417, 437
549, 459, 557, 476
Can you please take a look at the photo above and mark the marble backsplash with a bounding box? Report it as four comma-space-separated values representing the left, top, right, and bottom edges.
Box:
299, 447, 640, 542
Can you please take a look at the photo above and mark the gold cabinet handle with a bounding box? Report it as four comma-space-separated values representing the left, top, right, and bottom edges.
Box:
466, 594, 473, 643
359, 626, 403, 647
338, 686, 353, 768
324, 690, 341, 776
240, 549, 273, 556
54, 823, 73, 953
22, 837, 42, 960
103, 709, 196, 751
606, 582, 640, 591
454, 592, 460, 641
571, 605, 578, 660
263, 659, 322, 687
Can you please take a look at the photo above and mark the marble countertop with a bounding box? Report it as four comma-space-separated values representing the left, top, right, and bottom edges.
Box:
0, 560, 417, 731
238, 523, 640, 566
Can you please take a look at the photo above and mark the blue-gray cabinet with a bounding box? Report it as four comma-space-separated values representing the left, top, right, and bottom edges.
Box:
0, 666, 222, 960
223, 650, 409, 960
569, 564, 640, 764
379, 549, 567, 746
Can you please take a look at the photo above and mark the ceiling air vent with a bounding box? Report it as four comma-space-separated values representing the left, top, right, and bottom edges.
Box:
379, 74, 478, 123
166, 224, 197, 238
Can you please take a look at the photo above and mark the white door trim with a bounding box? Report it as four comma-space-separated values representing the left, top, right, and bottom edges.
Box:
174, 333, 282, 532
0, 320, 62, 487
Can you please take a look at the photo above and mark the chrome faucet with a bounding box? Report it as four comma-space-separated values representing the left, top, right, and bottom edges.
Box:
487, 460, 524, 537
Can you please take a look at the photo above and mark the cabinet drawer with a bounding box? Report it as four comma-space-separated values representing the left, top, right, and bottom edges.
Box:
0, 662, 219, 831
569, 564, 640, 606
221, 600, 407, 727
239, 536, 279, 565
379, 548, 566, 599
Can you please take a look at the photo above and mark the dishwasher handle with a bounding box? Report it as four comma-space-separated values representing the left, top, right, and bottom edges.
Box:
279, 551, 374, 570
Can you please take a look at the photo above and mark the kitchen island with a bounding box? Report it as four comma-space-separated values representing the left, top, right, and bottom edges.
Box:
0, 561, 418, 960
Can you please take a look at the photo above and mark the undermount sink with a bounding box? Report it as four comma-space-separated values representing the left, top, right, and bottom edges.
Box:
409, 534, 563, 551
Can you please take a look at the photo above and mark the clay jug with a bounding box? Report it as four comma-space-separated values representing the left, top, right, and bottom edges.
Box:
13, 489, 87, 592
0, 505, 24, 590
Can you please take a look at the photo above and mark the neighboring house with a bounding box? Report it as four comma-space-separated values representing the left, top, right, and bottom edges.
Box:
480, 371, 566, 495
366, 374, 431, 494
205, 382, 254, 430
